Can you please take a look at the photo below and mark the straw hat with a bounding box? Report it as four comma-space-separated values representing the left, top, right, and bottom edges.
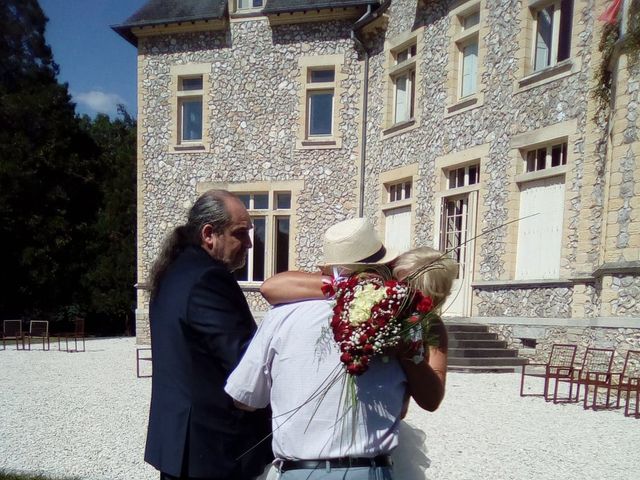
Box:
320, 218, 398, 267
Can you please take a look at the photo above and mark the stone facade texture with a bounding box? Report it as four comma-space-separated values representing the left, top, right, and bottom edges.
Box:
128, 0, 640, 352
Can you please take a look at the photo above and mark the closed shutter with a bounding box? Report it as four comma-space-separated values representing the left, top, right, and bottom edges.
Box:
385, 206, 411, 253
515, 176, 565, 279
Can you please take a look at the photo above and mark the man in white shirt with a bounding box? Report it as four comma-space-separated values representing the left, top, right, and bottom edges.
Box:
225, 218, 445, 479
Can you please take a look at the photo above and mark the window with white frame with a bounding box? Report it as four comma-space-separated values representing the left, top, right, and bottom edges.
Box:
384, 179, 413, 253
448, 163, 480, 189
457, 9, 480, 98
525, 142, 567, 172
177, 76, 203, 143
515, 175, 565, 279
532, 0, 573, 72
234, 192, 291, 283
389, 180, 412, 202
237, 0, 263, 10
390, 43, 417, 124
515, 139, 568, 279
305, 68, 335, 138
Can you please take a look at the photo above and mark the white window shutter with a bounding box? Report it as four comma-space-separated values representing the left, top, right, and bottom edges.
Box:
516, 177, 565, 279
385, 206, 412, 253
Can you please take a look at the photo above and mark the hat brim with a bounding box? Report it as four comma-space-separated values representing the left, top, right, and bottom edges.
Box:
318, 248, 399, 269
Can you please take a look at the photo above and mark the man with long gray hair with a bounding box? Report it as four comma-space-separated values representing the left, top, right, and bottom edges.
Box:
144, 189, 272, 480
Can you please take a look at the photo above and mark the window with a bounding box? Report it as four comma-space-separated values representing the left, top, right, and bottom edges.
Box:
170, 64, 210, 151
389, 180, 412, 202
448, 163, 480, 189
531, 0, 573, 71
237, 0, 263, 9
306, 68, 335, 137
234, 192, 291, 283
457, 9, 480, 98
391, 44, 417, 124
381, 170, 417, 255
296, 55, 344, 149
446, 1, 485, 113
515, 176, 565, 279
177, 76, 203, 143
525, 142, 567, 172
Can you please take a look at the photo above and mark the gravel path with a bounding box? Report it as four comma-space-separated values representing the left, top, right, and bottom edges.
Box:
0, 337, 638, 480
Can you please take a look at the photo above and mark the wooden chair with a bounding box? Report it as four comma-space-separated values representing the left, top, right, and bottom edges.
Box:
569, 347, 616, 410
136, 347, 152, 378
57, 317, 86, 352
520, 344, 577, 402
25, 320, 50, 350
2, 320, 25, 350
609, 350, 640, 418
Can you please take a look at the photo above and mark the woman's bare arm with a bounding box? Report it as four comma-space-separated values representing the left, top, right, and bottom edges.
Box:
260, 271, 325, 305
398, 319, 448, 412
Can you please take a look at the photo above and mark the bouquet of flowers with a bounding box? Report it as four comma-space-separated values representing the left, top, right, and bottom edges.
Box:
322, 272, 439, 377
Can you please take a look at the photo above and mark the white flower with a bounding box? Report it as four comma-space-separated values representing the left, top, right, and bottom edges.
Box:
347, 283, 387, 326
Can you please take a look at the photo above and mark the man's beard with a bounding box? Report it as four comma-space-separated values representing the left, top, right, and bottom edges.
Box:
228, 250, 248, 272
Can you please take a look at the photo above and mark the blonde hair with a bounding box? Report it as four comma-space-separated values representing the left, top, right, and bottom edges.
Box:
392, 246, 458, 305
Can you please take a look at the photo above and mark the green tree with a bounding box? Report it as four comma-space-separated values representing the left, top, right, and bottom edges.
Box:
80, 107, 137, 335
0, 0, 103, 320
0, 0, 136, 335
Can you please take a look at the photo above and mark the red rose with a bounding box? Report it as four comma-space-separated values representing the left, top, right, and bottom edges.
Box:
340, 352, 353, 364
406, 315, 421, 324
363, 343, 374, 354
416, 295, 434, 313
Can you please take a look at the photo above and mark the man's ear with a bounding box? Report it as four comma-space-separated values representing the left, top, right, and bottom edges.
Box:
200, 224, 217, 252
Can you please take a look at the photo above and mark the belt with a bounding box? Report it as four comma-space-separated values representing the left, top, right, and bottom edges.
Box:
280, 454, 392, 471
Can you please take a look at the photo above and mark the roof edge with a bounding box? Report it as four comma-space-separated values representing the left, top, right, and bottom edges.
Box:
263, 1, 378, 15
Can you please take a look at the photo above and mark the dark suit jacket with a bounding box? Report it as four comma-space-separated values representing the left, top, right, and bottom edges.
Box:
144, 245, 272, 479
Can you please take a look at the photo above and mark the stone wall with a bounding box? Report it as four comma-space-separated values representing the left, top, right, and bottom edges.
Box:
133, 1, 640, 346
488, 322, 640, 370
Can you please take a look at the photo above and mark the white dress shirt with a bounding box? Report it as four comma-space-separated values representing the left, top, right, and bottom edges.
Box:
225, 299, 407, 460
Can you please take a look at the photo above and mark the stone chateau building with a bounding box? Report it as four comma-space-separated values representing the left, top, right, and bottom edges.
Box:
114, 0, 639, 363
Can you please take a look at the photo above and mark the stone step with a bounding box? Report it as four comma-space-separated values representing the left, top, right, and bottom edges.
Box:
447, 331, 499, 341
445, 323, 491, 333
448, 339, 507, 349
449, 348, 519, 358
448, 365, 522, 373
448, 356, 529, 367
443, 320, 528, 371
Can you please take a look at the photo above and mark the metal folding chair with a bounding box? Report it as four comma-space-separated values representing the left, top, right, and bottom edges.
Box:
2, 320, 25, 350
136, 347, 152, 378
520, 344, 577, 402
570, 347, 616, 410
57, 317, 86, 352
25, 320, 50, 350
609, 350, 640, 418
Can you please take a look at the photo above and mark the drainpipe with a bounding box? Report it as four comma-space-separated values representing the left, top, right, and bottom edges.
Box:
351, 0, 391, 217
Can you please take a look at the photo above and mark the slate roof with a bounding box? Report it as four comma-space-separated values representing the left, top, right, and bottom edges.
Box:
112, 0, 227, 46
113, 0, 380, 46
263, 0, 379, 14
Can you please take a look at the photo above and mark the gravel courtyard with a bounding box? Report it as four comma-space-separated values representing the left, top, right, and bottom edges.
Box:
0, 337, 638, 480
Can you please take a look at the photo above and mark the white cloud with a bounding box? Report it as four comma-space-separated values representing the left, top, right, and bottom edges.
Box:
73, 90, 126, 116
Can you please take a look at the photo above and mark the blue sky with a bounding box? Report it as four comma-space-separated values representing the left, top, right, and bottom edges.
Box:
39, 0, 148, 119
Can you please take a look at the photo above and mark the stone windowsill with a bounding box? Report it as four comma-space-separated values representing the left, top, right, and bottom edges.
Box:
239, 282, 262, 292
517, 59, 575, 91
171, 143, 209, 153
382, 118, 418, 139
445, 95, 481, 116
296, 138, 342, 150
471, 278, 574, 289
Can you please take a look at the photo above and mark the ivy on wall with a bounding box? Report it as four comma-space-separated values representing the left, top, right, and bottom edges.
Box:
593, 0, 640, 117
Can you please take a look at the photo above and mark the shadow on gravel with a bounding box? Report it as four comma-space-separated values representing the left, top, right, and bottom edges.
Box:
0, 470, 80, 480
